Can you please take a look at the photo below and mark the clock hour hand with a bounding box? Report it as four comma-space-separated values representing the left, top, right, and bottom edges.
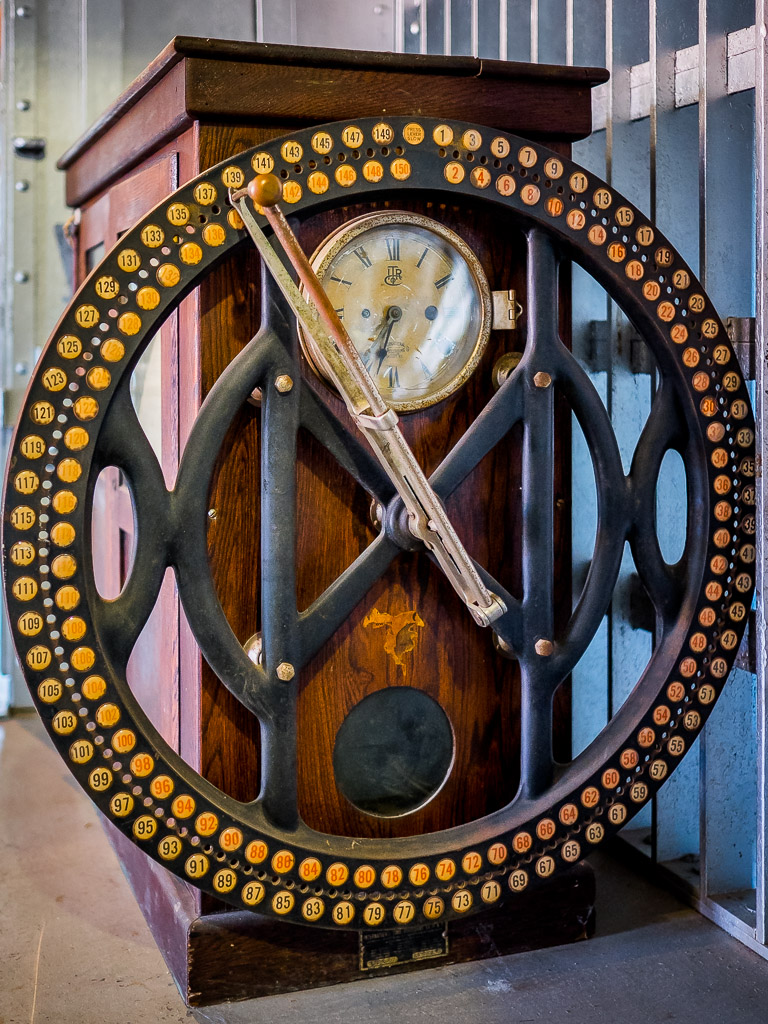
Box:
230, 175, 506, 628
364, 306, 399, 374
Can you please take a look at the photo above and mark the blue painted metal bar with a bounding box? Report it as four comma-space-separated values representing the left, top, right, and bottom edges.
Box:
755, 0, 768, 949
698, 0, 757, 900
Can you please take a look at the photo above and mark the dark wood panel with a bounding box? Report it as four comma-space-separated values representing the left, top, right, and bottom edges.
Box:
184, 56, 599, 139
188, 126, 574, 835
294, 197, 526, 838
66, 55, 592, 1004
59, 39, 607, 207
185, 860, 595, 1005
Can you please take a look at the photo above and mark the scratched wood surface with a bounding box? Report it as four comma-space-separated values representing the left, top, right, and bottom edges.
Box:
59, 40, 607, 208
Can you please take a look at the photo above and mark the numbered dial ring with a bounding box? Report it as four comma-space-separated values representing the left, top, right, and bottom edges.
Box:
2, 116, 755, 931
300, 212, 492, 411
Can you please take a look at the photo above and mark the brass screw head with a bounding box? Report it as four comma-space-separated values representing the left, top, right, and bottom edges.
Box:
207, 508, 218, 520
534, 371, 552, 389
276, 662, 295, 681
274, 374, 293, 393
535, 638, 554, 657
369, 499, 384, 530
493, 632, 516, 658
492, 351, 523, 390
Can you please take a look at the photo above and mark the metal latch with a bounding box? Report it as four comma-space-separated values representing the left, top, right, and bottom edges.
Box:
735, 609, 755, 675
585, 320, 653, 374
725, 317, 755, 380
492, 289, 523, 330
13, 136, 46, 160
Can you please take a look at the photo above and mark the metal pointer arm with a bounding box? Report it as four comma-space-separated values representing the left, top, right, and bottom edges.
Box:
230, 174, 506, 628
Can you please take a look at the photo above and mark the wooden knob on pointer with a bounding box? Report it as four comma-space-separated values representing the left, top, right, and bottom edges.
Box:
247, 173, 283, 208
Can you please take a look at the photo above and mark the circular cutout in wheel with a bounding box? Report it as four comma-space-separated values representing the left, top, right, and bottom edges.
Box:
333, 687, 455, 817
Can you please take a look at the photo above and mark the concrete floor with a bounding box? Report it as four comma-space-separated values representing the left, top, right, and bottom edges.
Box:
3, 713, 768, 1024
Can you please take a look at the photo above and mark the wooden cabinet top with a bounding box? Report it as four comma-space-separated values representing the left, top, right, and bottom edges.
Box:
59, 36, 608, 207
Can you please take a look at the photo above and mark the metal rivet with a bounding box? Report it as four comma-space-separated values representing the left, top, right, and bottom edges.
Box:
274, 374, 293, 393
534, 371, 552, 389
535, 638, 554, 657
15, 180, 29, 191
15, 6, 33, 18
276, 662, 295, 681
13, 271, 29, 283
16, 99, 30, 111
207, 508, 217, 520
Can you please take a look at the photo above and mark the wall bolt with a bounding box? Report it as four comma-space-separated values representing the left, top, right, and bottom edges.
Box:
534, 371, 552, 388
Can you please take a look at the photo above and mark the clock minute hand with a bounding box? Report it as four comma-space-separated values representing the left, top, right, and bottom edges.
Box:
364, 306, 397, 372
231, 175, 506, 628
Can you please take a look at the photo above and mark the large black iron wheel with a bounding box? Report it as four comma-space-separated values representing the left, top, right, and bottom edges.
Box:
2, 117, 755, 930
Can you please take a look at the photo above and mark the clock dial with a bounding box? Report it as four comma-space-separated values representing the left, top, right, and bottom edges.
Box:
301, 211, 492, 411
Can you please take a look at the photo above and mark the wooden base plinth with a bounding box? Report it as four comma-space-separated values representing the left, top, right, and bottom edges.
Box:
107, 820, 595, 1007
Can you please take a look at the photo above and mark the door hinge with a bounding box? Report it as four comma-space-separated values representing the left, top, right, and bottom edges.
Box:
491, 289, 523, 330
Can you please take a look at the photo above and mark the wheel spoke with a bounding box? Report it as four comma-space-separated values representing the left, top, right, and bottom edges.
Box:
300, 385, 395, 504
524, 228, 562, 360
258, 309, 302, 828
172, 310, 280, 720
554, 346, 630, 678
519, 671, 555, 800
520, 229, 560, 652
429, 372, 523, 498
298, 532, 400, 666
86, 383, 171, 671
426, 553, 522, 652
516, 229, 562, 797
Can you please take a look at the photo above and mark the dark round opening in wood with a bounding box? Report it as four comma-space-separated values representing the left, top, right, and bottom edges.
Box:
332, 687, 454, 817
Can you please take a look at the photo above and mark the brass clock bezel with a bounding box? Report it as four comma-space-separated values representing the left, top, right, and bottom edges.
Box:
298, 210, 494, 413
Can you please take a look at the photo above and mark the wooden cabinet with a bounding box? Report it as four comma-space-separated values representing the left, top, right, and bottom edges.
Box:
60, 38, 607, 1006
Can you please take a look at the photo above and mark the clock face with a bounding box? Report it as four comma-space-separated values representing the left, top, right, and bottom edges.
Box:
301, 211, 492, 411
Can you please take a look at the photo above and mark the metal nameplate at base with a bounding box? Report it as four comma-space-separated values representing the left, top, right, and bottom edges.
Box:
359, 924, 449, 971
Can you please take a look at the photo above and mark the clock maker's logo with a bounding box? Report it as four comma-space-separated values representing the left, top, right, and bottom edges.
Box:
363, 608, 425, 675
384, 265, 403, 286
